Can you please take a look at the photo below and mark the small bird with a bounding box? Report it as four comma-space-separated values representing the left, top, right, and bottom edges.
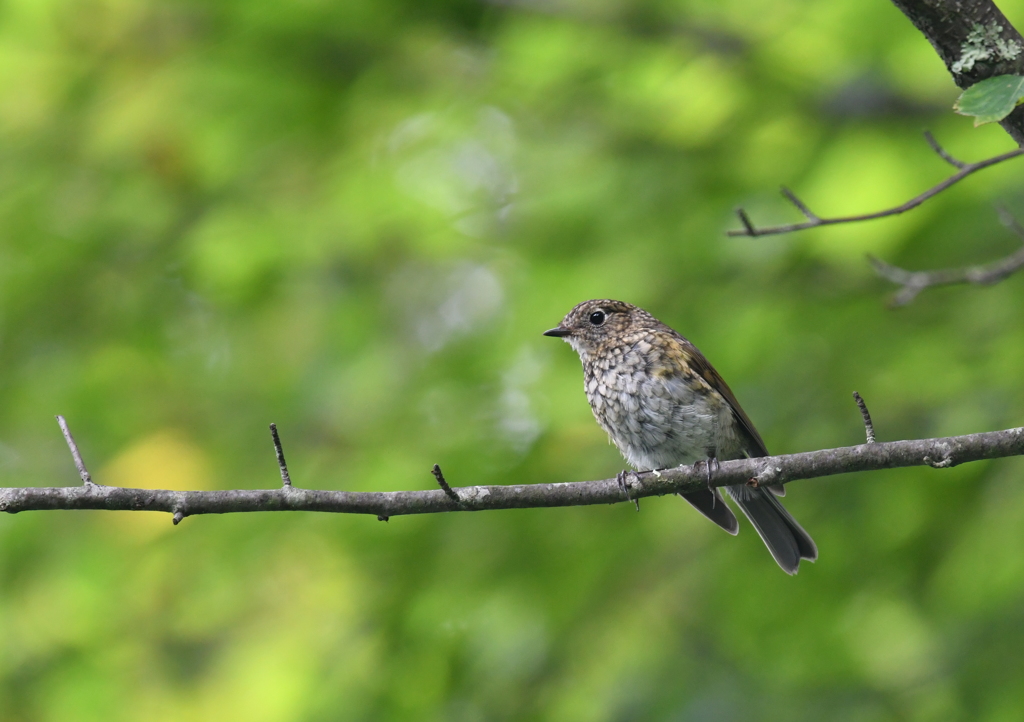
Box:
544, 299, 816, 574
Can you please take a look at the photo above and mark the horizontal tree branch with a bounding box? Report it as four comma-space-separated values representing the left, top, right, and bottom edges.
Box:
2, 426, 1022, 521
728, 134, 1024, 237
870, 205, 1024, 306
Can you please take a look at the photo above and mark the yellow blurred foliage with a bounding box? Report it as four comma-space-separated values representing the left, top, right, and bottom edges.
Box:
99, 431, 212, 539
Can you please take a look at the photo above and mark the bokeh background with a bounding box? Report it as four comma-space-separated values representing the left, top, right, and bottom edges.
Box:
2, 0, 1024, 720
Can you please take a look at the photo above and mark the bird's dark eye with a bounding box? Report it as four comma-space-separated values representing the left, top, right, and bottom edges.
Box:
589, 310, 606, 326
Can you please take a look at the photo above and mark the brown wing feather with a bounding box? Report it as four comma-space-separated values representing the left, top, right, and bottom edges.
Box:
641, 316, 786, 496
666, 330, 789, 496
653, 323, 769, 458
681, 341, 769, 458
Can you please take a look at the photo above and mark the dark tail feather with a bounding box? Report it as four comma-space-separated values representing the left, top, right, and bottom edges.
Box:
679, 488, 739, 535
726, 486, 817, 574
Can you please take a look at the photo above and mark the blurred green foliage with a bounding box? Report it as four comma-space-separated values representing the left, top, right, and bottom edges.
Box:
2, 0, 1024, 720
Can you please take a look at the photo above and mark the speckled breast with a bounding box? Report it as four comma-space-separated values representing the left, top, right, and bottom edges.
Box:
582, 334, 741, 471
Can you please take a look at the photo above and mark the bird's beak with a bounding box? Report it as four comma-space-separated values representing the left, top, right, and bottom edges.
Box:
543, 326, 571, 338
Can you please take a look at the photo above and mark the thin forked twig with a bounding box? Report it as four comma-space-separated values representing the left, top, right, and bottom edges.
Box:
870, 206, 1024, 307
780, 186, 820, 221
728, 133, 1024, 237
56, 415, 94, 486
432, 464, 460, 504
269, 423, 292, 487
852, 392, 876, 444
923, 130, 966, 170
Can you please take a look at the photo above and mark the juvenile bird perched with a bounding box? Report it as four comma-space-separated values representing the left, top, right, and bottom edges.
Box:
544, 299, 816, 574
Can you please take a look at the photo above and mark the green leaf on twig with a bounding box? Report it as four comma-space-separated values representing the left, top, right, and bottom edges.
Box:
954, 74, 1024, 126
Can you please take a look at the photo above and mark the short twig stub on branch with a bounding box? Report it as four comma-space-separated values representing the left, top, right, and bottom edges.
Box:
852, 392, 876, 444
728, 134, 1024, 238
56, 415, 94, 486
432, 464, 461, 504
269, 423, 292, 487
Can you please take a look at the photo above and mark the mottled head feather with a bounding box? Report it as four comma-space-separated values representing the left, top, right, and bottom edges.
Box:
545, 299, 655, 354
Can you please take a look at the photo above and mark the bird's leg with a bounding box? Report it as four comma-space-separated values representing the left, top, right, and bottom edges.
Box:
616, 470, 630, 501
704, 443, 722, 491
616, 470, 641, 512
706, 457, 720, 490
694, 456, 720, 506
